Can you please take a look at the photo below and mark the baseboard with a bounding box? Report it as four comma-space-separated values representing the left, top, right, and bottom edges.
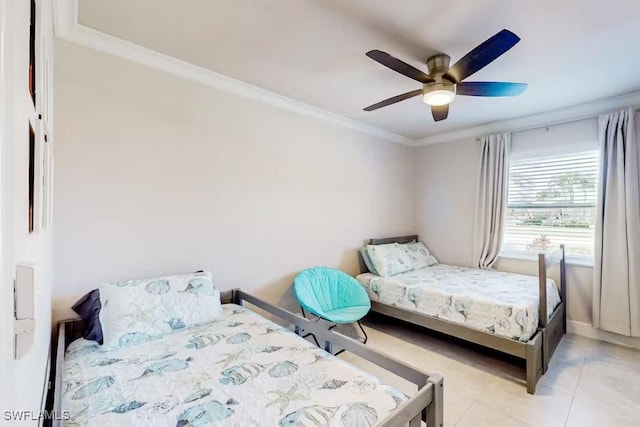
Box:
567, 320, 640, 349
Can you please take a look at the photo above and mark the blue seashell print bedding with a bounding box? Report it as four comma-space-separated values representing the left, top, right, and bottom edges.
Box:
357, 263, 561, 342
63, 304, 406, 426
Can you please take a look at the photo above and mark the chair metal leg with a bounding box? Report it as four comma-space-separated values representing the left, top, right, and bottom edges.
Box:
298, 307, 368, 356
357, 320, 368, 345
329, 321, 367, 356
299, 306, 320, 347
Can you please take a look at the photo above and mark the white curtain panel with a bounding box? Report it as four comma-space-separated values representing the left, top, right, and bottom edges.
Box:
473, 133, 510, 269
593, 108, 640, 337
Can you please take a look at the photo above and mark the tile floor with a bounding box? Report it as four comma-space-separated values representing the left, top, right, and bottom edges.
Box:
338, 316, 640, 427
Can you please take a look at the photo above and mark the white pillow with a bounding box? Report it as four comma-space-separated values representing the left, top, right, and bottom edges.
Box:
359, 247, 379, 275
99, 271, 221, 348
399, 241, 438, 269
366, 243, 415, 277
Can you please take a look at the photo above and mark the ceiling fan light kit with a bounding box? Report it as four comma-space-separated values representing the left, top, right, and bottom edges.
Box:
422, 82, 456, 106
364, 29, 527, 122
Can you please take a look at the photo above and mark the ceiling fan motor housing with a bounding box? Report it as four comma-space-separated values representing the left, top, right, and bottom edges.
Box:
422, 53, 456, 106
426, 54, 451, 76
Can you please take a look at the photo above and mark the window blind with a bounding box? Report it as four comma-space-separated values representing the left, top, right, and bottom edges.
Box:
502, 150, 599, 257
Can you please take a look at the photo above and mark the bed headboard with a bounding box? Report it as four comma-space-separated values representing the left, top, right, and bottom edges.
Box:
369, 235, 419, 245
358, 235, 419, 274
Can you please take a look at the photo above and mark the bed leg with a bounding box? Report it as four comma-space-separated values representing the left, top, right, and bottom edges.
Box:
425, 374, 444, 427
526, 345, 537, 394
542, 328, 550, 374
526, 334, 543, 394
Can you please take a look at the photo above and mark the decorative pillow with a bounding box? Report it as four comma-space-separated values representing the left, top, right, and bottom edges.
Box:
366, 243, 415, 277
71, 289, 103, 344
400, 241, 439, 270
359, 247, 379, 275
98, 271, 221, 348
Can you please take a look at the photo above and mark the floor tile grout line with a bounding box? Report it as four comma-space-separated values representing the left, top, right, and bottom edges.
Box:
562, 366, 584, 425
564, 393, 578, 426
569, 336, 592, 404
451, 397, 476, 427
572, 338, 589, 392
457, 400, 535, 427
561, 336, 592, 426
493, 404, 537, 427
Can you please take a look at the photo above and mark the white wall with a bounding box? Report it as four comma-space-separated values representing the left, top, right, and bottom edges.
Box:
414, 137, 481, 268
0, 0, 55, 422
52, 41, 415, 317
414, 120, 599, 325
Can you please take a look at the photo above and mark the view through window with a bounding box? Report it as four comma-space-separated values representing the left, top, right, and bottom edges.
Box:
502, 150, 599, 258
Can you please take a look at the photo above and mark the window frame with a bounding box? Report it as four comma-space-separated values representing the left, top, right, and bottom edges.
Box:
499, 247, 595, 267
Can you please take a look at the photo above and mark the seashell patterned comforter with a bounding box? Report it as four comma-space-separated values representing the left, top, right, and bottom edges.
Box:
357, 264, 561, 342
63, 304, 406, 426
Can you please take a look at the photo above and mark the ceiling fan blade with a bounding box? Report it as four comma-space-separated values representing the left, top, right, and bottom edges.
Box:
366, 50, 434, 84
363, 89, 423, 111
444, 29, 521, 83
431, 105, 449, 121
457, 82, 527, 97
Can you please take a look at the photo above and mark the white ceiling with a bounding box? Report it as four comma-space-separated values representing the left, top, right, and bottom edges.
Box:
78, 0, 640, 140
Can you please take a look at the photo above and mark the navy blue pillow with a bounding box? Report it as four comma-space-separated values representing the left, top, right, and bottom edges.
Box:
71, 289, 103, 344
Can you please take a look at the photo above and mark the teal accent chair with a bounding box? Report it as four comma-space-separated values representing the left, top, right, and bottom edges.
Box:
293, 267, 371, 353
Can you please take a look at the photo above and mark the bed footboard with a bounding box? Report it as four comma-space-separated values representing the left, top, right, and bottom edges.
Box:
526, 300, 565, 393
537, 244, 566, 329
232, 289, 444, 427
537, 245, 567, 375
543, 301, 566, 371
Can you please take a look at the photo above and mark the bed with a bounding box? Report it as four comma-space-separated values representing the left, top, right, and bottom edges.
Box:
357, 236, 566, 394
51, 289, 444, 427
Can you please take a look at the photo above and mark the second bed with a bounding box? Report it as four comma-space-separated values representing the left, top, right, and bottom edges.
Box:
357, 235, 566, 394
357, 263, 560, 343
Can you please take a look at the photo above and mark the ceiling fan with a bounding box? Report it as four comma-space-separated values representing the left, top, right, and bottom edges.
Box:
364, 29, 527, 121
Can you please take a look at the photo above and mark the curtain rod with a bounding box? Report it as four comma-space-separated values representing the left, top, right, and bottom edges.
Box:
474, 106, 640, 141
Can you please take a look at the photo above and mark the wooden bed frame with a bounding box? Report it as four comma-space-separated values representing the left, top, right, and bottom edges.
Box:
358, 235, 566, 394
50, 289, 444, 427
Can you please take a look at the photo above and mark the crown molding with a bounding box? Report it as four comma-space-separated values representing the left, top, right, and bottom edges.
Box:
54, 0, 640, 148
415, 91, 640, 146
52, 0, 414, 146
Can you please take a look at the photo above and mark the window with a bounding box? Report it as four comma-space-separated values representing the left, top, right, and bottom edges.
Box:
502, 150, 599, 259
